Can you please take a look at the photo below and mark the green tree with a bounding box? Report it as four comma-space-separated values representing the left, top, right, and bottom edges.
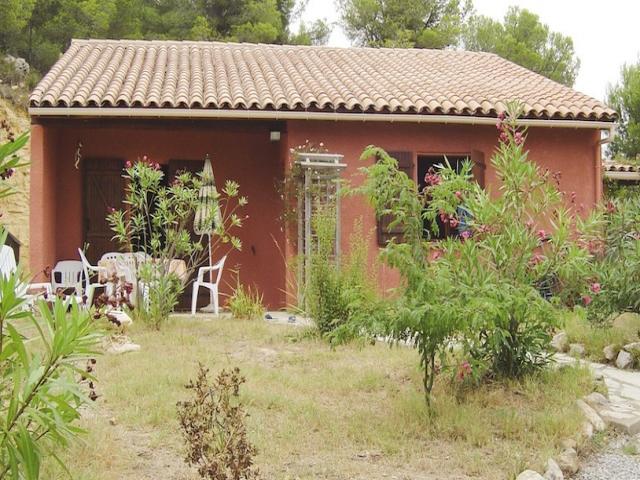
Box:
463, 7, 580, 86
607, 60, 640, 160
338, 0, 472, 48
0, 0, 331, 76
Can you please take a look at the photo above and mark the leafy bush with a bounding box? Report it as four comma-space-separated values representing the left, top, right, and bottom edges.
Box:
108, 157, 246, 328
587, 196, 640, 324
177, 364, 258, 480
0, 246, 101, 479
306, 211, 377, 337
228, 281, 265, 320
352, 102, 599, 403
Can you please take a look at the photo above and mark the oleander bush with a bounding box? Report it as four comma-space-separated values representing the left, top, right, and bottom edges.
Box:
347, 102, 601, 405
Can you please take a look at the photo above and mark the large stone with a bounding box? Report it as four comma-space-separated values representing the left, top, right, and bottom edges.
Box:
106, 342, 141, 355
551, 332, 569, 352
624, 342, 640, 354
616, 350, 634, 369
544, 458, 564, 480
584, 392, 610, 412
569, 343, 585, 358
603, 344, 618, 362
581, 421, 594, 439
556, 448, 579, 475
576, 399, 607, 431
517, 471, 545, 480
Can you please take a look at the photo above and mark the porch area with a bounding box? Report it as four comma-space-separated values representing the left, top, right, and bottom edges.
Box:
29, 118, 290, 309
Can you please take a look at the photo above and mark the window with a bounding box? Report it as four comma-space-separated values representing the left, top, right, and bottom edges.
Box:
418, 155, 468, 240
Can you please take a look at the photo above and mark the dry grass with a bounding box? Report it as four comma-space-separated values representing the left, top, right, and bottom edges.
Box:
43, 316, 596, 480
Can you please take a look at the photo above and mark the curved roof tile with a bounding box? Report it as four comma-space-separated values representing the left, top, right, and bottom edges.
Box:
30, 39, 617, 122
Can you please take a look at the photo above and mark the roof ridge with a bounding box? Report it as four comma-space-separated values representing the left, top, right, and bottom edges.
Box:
68, 38, 495, 56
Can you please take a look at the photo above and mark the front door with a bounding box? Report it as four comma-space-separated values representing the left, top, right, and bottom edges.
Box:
83, 158, 125, 262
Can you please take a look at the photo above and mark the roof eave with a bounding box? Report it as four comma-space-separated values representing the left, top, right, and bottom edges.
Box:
28, 107, 616, 130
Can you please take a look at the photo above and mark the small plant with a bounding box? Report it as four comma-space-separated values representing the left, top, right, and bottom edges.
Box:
228, 281, 265, 320
108, 157, 246, 329
306, 211, 377, 337
177, 364, 259, 480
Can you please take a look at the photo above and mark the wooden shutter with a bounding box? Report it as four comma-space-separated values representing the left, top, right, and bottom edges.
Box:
471, 150, 486, 188
377, 151, 414, 246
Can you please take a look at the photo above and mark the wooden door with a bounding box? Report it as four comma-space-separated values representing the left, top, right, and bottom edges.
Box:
83, 158, 125, 263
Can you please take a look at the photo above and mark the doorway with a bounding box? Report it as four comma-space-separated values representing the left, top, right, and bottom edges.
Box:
83, 158, 125, 262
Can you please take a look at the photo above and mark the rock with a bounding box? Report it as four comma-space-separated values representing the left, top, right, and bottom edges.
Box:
517, 470, 545, 480
576, 399, 607, 431
544, 458, 564, 480
106, 309, 133, 326
556, 447, 579, 475
551, 332, 569, 352
603, 344, 618, 362
581, 421, 594, 439
109, 417, 117, 426
593, 371, 604, 381
624, 342, 640, 354
569, 343, 585, 358
584, 392, 610, 412
616, 350, 634, 369
106, 342, 141, 355
560, 438, 577, 450
612, 312, 640, 337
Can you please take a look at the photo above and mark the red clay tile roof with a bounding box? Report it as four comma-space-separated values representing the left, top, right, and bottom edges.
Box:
30, 39, 616, 122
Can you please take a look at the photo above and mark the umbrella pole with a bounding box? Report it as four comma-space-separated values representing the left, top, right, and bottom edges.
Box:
200, 232, 216, 312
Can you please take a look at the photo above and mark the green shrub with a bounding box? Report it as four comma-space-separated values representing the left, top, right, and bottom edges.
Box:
107, 157, 246, 329
228, 282, 265, 320
587, 196, 640, 324
306, 211, 377, 337
351, 102, 600, 404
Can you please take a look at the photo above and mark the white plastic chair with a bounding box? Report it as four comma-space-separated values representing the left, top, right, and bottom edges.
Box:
100, 252, 123, 262
191, 256, 226, 315
51, 260, 84, 304
0, 245, 52, 302
78, 248, 108, 307
115, 252, 149, 304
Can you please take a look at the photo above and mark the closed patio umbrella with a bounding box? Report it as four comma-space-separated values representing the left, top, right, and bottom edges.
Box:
193, 154, 222, 312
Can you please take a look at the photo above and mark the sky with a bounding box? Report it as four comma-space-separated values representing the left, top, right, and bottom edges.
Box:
299, 0, 640, 102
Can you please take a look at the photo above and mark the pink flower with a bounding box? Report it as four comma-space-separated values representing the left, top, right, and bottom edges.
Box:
525, 220, 534, 230
142, 155, 148, 162
537, 229, 548, 241
106, 206, 116, 214
460, 230, 472, 240
606, 201, 617, 214
457, 361, 472, 380
449, 217, 459, 228
496, 120, 503, 131
582, 295, 592, 306
497, 111, 506, 121
590, 283, 601, 294
125, 160, 132, 169
499, 131, 509, 143
424, 168, 441, 186
455, 191, 463, 200
514, 131, 524, 145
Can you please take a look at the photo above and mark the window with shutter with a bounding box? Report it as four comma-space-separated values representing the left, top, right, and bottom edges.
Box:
376, 151, 414, 246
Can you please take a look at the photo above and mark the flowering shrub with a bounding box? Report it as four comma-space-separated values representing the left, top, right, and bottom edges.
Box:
107, 157, 246, 328
586, 196, 640, 323
352, 102, 600, 403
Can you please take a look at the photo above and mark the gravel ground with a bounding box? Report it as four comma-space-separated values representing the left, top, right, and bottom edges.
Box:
575, 436, 640, 480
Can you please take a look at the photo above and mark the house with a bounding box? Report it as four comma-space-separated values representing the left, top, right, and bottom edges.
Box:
28, 39, 616, 309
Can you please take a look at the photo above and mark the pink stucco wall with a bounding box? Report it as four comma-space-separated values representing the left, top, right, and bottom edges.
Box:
30, 117, 602, 308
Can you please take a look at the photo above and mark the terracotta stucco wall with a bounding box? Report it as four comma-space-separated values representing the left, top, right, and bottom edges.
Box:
285, 120, 602, 294
30, 119, 287, 308
30, 118, 602, 307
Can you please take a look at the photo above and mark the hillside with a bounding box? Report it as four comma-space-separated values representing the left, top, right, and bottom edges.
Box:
0, 98, 30, 263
